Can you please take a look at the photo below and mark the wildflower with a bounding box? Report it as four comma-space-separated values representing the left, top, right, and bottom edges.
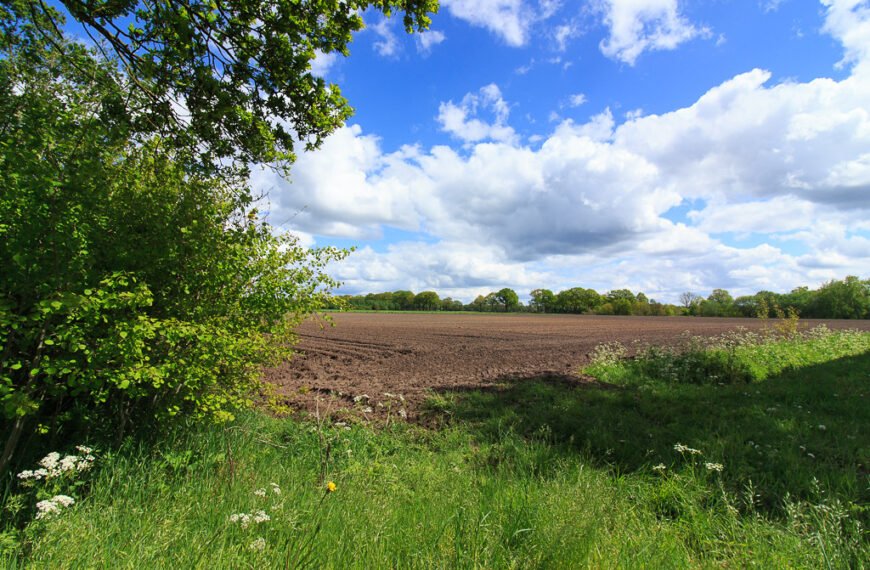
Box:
270, 483, 281, 495
398, 409, 408, 419
35, 495, 75, 520
362, 406, 373, 414
252, 510, 270, 524
705, 462, 724, 472
326, 481, 337, 493
652, 463, 667, 473
254, 488, 267, 498
673, 443, 702, 455
249, 537, 266, 552
229, 513, 252, 528
818, 425, 826, 431
35, 500, 61, 520
75, 445, 93, 454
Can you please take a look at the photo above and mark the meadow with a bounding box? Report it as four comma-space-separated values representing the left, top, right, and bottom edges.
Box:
2, 324, 868, 568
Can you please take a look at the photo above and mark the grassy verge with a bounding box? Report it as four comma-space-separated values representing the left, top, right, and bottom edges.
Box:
2, 330, 868, 568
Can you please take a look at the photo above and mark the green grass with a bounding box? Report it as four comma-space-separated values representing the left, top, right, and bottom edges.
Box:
2, 331, 868, 568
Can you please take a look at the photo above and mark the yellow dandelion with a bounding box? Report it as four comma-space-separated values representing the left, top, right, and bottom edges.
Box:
326, 481, 337, 493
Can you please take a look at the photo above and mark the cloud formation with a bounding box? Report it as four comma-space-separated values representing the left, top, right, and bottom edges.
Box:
597, 0, 708, 64
256, 0, 870, 301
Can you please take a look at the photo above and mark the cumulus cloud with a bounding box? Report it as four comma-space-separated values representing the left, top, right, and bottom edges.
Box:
567, 93, 588, 107
255, 0, 870, 301
415, 30, 446, 54
597, 0, 709, 64
370, 18, 399, 57
440, 0, 532, 46
437, 84, 518, 144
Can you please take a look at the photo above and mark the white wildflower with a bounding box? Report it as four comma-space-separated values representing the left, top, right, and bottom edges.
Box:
383, 392, 396, 399
39, 452, 61, 474
818, 425, 826, 431
248, 537, 266, 552
229, 513, 252, 528
362, 406, 373, 414
17, 470, 35, 480
52, 495, 75, 507
75, 445, 93, 454
704, 462, 724, 472
254, 488, 267, 498
652, 463, 667, 473
252, 510, 270, 524
270, 483, 281, 495
673, 443, 702, 455
35, 500, 61, 520
59, 455, 79, 472
398, 409, 408, 419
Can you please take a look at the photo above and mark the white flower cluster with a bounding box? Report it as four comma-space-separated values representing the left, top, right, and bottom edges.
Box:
228, 510, 270, 529
35, 495, 75, 520
704, 462, 724, 472
248, 537, 266, 552
18, 446, 95, 481
673, 443, 702, 456
652, 463, 667, 473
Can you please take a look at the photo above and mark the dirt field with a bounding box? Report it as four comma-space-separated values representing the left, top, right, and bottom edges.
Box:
265, 313, 870, 418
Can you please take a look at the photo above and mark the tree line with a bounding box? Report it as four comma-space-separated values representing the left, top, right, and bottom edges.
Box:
331, 276, 870, 319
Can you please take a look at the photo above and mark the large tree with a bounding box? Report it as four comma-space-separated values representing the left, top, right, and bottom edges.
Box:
1, 0, 438, 171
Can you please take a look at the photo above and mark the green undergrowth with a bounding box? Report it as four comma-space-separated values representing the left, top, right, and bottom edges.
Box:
2, 333, 868, 568
583, 325, 870, 385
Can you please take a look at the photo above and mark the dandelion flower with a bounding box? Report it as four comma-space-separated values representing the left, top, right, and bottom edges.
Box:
326, 481, 337, 493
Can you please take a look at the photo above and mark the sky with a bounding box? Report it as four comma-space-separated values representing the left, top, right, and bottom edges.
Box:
252, 0, 870, 304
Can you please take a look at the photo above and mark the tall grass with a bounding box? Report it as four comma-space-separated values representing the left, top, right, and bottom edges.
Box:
2, 329, 868, 568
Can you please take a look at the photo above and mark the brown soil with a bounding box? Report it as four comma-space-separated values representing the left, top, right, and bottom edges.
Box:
264, 313, 870, 419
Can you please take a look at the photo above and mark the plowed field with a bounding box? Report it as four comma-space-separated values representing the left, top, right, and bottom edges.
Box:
265, 313, 870, 418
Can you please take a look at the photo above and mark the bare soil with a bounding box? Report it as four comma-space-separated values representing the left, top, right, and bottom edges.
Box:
264, 313, 870, 418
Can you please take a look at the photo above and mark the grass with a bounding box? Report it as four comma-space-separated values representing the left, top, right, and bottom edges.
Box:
2, 329, 868, 568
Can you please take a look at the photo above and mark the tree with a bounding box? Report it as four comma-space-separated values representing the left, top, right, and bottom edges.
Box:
529, 289, 555, 313
3, 0, 438, 171
679, 292, 701, 313
495, 288, 519, 312
413, 291, 440, 311
556, 288, 601, 314
808, 276, 870, 319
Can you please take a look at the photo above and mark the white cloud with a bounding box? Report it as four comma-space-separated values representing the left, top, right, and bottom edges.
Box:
441, 0, 531, 46
309, 50, 338, 77
437, 84, 518, 144
598, 0, 709, 64
554, 21, 580, 51
254, 0, 870, 302
416, 30, 446, 54
370, 18, 399, 57
567, 93, 588, 107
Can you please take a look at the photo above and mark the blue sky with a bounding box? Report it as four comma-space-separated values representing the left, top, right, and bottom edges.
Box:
254, 0, 870, 303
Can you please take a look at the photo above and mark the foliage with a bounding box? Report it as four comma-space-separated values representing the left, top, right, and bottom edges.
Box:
1, 0, 438, 171
583, 326, 870, 386
0, 39, 345, 472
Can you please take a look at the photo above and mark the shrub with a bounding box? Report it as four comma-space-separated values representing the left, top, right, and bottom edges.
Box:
0, 39, 344, 472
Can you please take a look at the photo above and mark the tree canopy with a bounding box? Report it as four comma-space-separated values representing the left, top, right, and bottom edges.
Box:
1, 0, 438, 171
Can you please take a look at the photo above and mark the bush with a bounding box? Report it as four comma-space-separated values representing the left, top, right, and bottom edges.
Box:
0, 40, 344, 471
